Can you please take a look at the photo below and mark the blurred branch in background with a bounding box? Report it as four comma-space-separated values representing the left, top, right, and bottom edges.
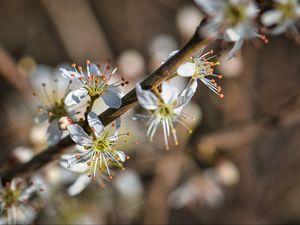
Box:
0, 45, 31, 98
41, 0, 112, 62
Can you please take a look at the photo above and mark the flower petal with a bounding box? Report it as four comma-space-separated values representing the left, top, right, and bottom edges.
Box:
68, 174, 91, 196
136, 84, 158, 110
60, 68, 81, 79
87, 111, 104, 137
161, 82, 180, 104
177, 62, 196, 77
64, 88, 89, 106
261, 10, 282, 26
67, 124, 92, 146
131, 114, 150, 121
35, 112, 48, 123
195, 0, 223, 15
224, 28, 242, 42
60, 159, 89, 173
116, 150, 126, 162
102, 86, 122, 108
226, 39, 244, 60
47, 120, 63, 146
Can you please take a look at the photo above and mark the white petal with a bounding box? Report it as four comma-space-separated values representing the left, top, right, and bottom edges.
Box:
67, 124, 92, 146
35, 112, 48, 123
60, 68, 81, 79
64, 88, 89, 106
131, 114, 150, 121
161, 82, 179, 104
67, 174, 91, 196
87, 112, 104, 137
47, 120, 63, 146
102, 86, 122, 108
261, 10, 282, 26
136, 84, 158, 110
116, 150, 126, 162
246, 2, 259, 18
226, 39, 244, 60
60, 160, 89, 173
195, 0, 223, 15
224, 28, 242, 42
177, 62, 196, 77
76, 144, 86, 152
89, 63, 100, 76
176, 80, 197, 110
19, 186, 38, 201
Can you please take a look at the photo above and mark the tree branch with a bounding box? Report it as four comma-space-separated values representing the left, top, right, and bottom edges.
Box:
0, 23, 211, 181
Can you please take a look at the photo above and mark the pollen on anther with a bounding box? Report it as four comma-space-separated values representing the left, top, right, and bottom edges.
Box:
109, 175, 113, 180
86, 59, 91, 64
220, 93, 224, 98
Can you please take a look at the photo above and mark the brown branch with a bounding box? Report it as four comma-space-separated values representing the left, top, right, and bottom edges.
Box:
0, 23, 211, 181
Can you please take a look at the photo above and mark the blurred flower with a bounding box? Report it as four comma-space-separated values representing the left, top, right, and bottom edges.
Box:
133, 82, 194, 150
177, 5, 204, 39
215, 159, 240, 186
33, 79, 79, 146
176, 48, 224, 98
219, 51, 243, 78
114, 170, 143, 218
118, 49, 145, 79
195, 0, 264, 59
261, 0, 300, 37
148, 34, 178, 69
60, 60, 127, 108
60, 112, 129, 196
169, 173, 224, 209
12, 146, 33, 163
0, 178, 42, 225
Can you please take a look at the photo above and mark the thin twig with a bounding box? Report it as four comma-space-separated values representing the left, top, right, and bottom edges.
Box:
0, 22, 211, 181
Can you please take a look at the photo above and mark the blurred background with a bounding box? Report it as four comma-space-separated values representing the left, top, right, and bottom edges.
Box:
1, 0, 300, 224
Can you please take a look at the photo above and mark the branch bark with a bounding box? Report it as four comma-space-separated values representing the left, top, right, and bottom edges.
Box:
0, 23, 210, 181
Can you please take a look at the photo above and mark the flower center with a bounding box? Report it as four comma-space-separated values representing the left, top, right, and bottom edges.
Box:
278, 0, 296, 19
86, 82, 108, 97
92, 132, 111, 152
1, 187, 20, 207
157, 104, 174, 118
225, 4, 246, 26
49, 100, 69, 121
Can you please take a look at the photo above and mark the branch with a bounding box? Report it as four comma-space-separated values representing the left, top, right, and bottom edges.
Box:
0, 23, 211, 181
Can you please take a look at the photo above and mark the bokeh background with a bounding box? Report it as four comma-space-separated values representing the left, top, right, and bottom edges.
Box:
1, 0, 300, 224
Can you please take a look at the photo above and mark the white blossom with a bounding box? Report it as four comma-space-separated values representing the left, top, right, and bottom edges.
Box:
33, 78, 82, 146
60, 112, 128, 196
0, 178, 42, 225
133, 82, 194, 150
60, 60, 127, 109
176, 48, 224, 98
261, 0, 300, 37
195, 0, 264, 59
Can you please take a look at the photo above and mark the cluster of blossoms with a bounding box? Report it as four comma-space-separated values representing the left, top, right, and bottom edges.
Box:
133, 47, 224, 150
195, 0, 300, 59
0, 178, 42, 224
5, 0, 298, 223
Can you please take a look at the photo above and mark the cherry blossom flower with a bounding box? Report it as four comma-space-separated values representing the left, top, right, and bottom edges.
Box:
60, 112, 128, 196
33, 78, 81, 146
195, 0, 265, 59
60, 60, 127, 109
261, 0, 300, 37
176, 48, 224, 98
0, 178, 42, 225
133, 82, 194, 150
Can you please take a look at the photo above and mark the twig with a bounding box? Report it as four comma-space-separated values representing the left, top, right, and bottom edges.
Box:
0, 22, 211, 181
